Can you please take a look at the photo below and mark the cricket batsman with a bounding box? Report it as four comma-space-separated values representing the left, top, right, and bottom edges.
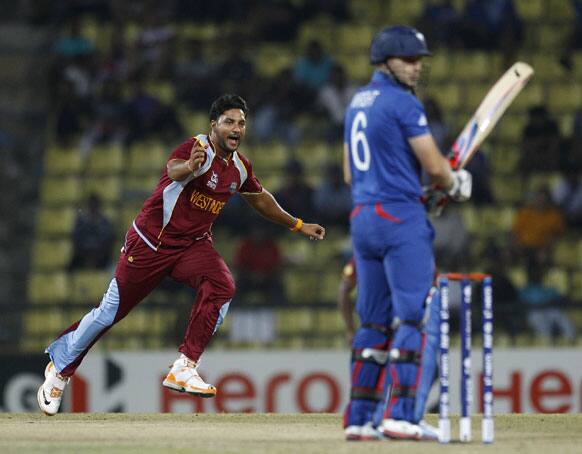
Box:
342, 25, 472, 440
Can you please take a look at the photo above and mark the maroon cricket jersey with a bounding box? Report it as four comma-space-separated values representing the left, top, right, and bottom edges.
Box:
133, 134, 262, 252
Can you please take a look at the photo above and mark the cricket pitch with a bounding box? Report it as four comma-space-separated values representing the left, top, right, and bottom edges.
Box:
1, 413, 581, 453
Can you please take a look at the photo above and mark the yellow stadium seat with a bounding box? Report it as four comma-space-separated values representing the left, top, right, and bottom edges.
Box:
44, 144, 82, 175
546, 0, 574, 20
389, 0, 424, 24
515, 0, 543, 21
180, 110, 209, 134
86, 143, 124, 175
145, 81, 175, 104
531, 54, 565, 81
32, 239, 72, 270
336, 24, 374, 54
336, 53, 371, 82
425, 83, 460, 111
40, 176, 82, 205
127, 141, 168, 175
492, 113, 526, 142
507, 266, 527, 288
454, 52, 498, 82
284, 270, 318, 304
569, 271, 582, 299
24, 310, 66, 335
547, 83, 582, 112
526, 172, 562, 192
543, 268, 569, 294
480, 206, 516, 234
538, 24, 568, 51
83, 175, 121, 203
553, 238, 581, 269
255, 45, 296, 78
297, 19, 335, 49
276, 309, 312, 334
37, 207, 76, 236
28, 271, 69, 304
427, 51, 451, 82
70, 269, 112, 304
490, 176, 524, 204
489, 144, 522, 175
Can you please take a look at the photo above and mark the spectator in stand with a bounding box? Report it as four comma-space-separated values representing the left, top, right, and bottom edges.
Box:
125, 78, 184, 145
551, 171, 582, 228
561, 107, 582, 172
293, 40, 334, 93
464, 149, 493, 205
520, 105, 561, 175
233, 225, 284, 304
79, 79, 126, 160
318, 63, 357, 144
252, 68, 304, 149
273, 159, 315, 222
424, 97, 450, 150
415, 0, 461, 49
135, 10, 176, 79
519, 265, 576, 343
431, 205, 470, 272
313, 162, 352, 227
559, 0, 582, 71
55, 79, 92, 147
218, 43, 257, 103
69, 193, 115, 271
512, 187, 566, 269
175, 38, 219, 111
456, 0, 523, 63
53, 18, 95, 60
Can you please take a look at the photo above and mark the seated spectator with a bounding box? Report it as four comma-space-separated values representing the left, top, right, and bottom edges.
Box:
464, 149, 494, 205
561, 107, 582, 172
415, 0, 461, 49
512, 188, 566, 269
79, 80, 126, 160
233, 225, 284, 305
456, 0, 523, 63
273, 159, 315, 222
69, 194, 115, 271
317, 63, 357, 144
218, 44, 257, 103
551, 171, 582, 228
125, 79, 184, 145
519, 265, 576, 343
432, 205, 470, 272
135, 11, 176, 79
313, 162, 352, 227
252, 68, 304, 149
293, 40, 334, 93
520, 105, 562, 174
53, 18, 95, 60
425, 97, 451, 150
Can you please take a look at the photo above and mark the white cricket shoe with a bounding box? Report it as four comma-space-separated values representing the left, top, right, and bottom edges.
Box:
345, 422, 384, 441
162, 354, 216, 397
418, 420, 440, 441
379, 418, 423, 440
37, 361, 69, 416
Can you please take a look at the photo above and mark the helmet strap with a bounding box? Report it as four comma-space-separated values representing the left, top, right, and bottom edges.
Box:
379, 63, 416, 95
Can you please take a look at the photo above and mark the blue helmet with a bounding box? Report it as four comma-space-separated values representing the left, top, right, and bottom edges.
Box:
370, 26, 431, 64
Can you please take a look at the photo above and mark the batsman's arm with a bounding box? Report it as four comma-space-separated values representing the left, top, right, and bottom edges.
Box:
409, 133, 454, 189
241, 189, 326, 240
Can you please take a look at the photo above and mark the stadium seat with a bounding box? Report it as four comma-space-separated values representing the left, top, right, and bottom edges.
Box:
284, 270, 319, 304
492, 113, 526, 142
547, 83, 582, 112
179, 110, 209, 134
44, 144, 82, 175
336, 24, 374, 54
127, 141, 168, 175
83, 175, 122, 203
511, 81, 543, 111
40, 176, 82, 206
426, 83, 460, 111
490, 176, 524, 204
526, 172, 562, 193
388, 0, 424, 24
255, 44, 296, 78
31, 238, 72, 270
545, 0, 574, 20
569, 271, 582, 300
28, 271, 69, 304
489, 144, 522, 175
145, 81, 175, 104
454, 52, 498, 82
515, 0, 543, 21
70, 269, 112, 304
297, 19, 335, 49
552, 238, 581, 269
543, 268, 569, 294
85, 143, 124, 175
37, 206, 76, 236
23, 309, 65, 335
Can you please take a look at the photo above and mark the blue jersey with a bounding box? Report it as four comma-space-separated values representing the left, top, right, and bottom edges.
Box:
344, 71, 430, 205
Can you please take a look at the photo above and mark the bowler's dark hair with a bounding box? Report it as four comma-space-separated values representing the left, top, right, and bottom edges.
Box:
209, 94, 248, 121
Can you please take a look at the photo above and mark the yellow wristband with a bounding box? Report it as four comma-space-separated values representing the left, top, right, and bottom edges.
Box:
290, 218, 303, 232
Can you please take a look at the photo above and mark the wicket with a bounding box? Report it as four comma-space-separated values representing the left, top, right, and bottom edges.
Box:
437, 273, 494, 444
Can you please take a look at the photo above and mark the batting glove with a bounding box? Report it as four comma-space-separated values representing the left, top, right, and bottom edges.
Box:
447, 169, 472, 202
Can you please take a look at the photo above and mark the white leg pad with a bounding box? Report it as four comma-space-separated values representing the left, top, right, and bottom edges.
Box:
460, 416, 472, 442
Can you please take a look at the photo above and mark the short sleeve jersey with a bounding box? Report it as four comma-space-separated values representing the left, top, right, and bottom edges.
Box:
133, 134, 262, 252
344, 70, 430, 204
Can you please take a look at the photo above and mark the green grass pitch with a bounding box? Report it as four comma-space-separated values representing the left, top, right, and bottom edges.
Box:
1, 413, 581, 453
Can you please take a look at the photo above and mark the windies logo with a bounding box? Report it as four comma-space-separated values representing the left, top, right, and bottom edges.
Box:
229, 182, 237, 194
207, 171, 218, 190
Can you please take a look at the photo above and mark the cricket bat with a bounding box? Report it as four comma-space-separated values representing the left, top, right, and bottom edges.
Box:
448, 61, 534, 170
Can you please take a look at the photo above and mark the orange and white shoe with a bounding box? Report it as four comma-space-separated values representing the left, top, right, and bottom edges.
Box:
162, 354, 216, 398
37, 361, 69, 416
